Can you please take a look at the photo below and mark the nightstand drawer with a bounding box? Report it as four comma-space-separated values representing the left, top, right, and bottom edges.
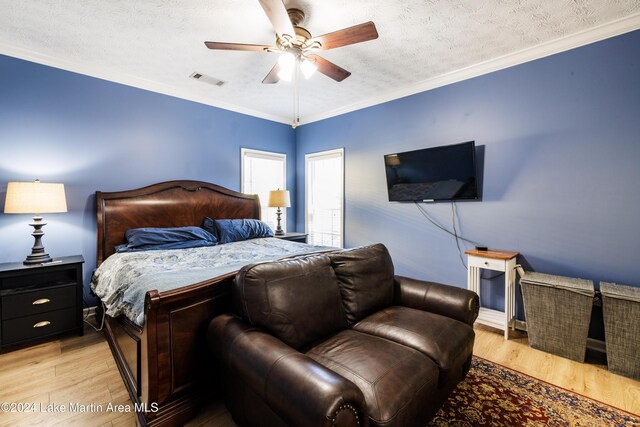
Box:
468, 256, 506, 271
2, 307, 77, 345
2, 285, 76, 320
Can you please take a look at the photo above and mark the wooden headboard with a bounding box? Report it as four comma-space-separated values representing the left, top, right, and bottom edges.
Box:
96, 180, 261, 266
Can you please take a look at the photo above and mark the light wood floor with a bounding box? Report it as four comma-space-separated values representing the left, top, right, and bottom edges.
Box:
473, 325, 640, 415
0, 323, 638, 426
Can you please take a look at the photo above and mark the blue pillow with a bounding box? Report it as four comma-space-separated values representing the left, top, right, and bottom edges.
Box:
115, 226, 217, 253
203, 218, 273, 244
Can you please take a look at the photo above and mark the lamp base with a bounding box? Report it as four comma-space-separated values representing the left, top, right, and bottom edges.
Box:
24, 253, 53, 265
274, 207, 285, 236
24, 215, 52, 265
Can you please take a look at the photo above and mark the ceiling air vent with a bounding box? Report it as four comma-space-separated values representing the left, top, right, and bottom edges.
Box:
189, 72, 225, 87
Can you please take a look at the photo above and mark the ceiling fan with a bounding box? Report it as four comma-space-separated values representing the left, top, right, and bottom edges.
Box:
204, 0, 379, 84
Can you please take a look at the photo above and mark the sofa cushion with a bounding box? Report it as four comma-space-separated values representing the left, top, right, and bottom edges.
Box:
235, 253, 348, 350
330, 244, 395, 324
353, 306, 475, 388
307, 330, 438, 427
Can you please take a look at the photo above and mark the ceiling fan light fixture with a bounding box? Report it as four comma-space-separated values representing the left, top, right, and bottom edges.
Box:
277, 52, 296, 82
204, 2, 379, 127
300, 58, 317, 79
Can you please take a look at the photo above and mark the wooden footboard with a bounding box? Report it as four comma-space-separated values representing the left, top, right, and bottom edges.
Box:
102, 274, 234, 426
95, 180, 262, 426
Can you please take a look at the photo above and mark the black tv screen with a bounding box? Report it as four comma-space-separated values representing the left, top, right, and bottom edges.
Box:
384, 141, 479, 202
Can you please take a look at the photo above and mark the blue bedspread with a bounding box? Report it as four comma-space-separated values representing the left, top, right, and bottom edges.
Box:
91, 237, 331, 326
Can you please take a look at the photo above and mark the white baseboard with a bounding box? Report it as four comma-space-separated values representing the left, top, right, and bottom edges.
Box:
83, 306, 97, 319
514, 319, 527, 331
586, 338, 607, 354
513, 320, 605, 353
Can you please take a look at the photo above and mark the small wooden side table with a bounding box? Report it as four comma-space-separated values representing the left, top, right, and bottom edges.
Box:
465, 249, 519, 339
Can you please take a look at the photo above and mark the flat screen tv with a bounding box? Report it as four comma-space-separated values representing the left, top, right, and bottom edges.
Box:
384, 141, 479, 202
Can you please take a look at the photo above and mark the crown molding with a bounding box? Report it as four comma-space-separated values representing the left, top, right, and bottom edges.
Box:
0, 43, 290, 125
1, 12, 639, 128
301, 12, 640, 125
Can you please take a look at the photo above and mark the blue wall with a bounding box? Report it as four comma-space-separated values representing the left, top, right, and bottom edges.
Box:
2, 29, 639, 315
0, 55, 296, 305
296, 30, 640, 318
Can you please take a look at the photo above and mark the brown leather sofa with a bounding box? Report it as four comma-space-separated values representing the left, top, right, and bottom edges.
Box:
208, 243, 479, 427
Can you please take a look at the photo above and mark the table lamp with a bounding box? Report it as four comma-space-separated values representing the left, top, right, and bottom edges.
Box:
4, 180, 68, 265
267, 189, 290, 236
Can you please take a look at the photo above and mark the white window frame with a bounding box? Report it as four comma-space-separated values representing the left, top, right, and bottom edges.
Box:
305, 148, 344, 248
241, 148, 287, 231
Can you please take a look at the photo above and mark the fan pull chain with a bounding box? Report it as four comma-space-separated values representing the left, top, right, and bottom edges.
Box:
292, 61, 300, 128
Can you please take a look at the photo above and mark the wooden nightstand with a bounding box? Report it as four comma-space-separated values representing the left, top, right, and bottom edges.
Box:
0, 255, 84, 353
274, 232, 308, 243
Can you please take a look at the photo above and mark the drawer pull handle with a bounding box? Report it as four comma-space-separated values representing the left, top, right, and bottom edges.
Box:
32, 298, 51, 305
484, 262, 489, 265
33, 321, 51, 328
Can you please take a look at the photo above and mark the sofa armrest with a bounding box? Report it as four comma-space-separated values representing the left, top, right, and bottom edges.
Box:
208, 314, 368, 427
394, 275, 479, 326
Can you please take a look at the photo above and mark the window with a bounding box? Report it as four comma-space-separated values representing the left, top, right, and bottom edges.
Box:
305, 148, 344, 247
241, 148, 286, 232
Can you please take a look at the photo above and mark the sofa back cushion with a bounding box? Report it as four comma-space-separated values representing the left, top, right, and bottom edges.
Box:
235, 253, 348, 350
330, 244, 395, 324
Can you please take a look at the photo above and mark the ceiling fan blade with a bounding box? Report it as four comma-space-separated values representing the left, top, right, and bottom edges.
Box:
258, 0, 295, 40
204, 41, 273, 52
309, 21, 379, 50
307, 54, 351, 82
262, 63, 281, 84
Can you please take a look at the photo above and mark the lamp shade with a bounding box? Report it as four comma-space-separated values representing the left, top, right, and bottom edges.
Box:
4, 181, 67, 214
268, 189, 291, 208
385, 154, 401, 167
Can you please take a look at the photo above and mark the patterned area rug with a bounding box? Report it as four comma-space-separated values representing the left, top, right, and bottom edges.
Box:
428, 357, 640, 426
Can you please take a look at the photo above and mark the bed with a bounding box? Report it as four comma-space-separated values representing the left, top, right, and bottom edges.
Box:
93, 180, 325, 426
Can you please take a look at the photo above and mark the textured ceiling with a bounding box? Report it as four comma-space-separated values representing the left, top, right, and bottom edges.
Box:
1, 1, 639, 125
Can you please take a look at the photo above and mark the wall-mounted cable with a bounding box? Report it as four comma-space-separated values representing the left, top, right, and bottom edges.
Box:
414, 201, 482, 270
